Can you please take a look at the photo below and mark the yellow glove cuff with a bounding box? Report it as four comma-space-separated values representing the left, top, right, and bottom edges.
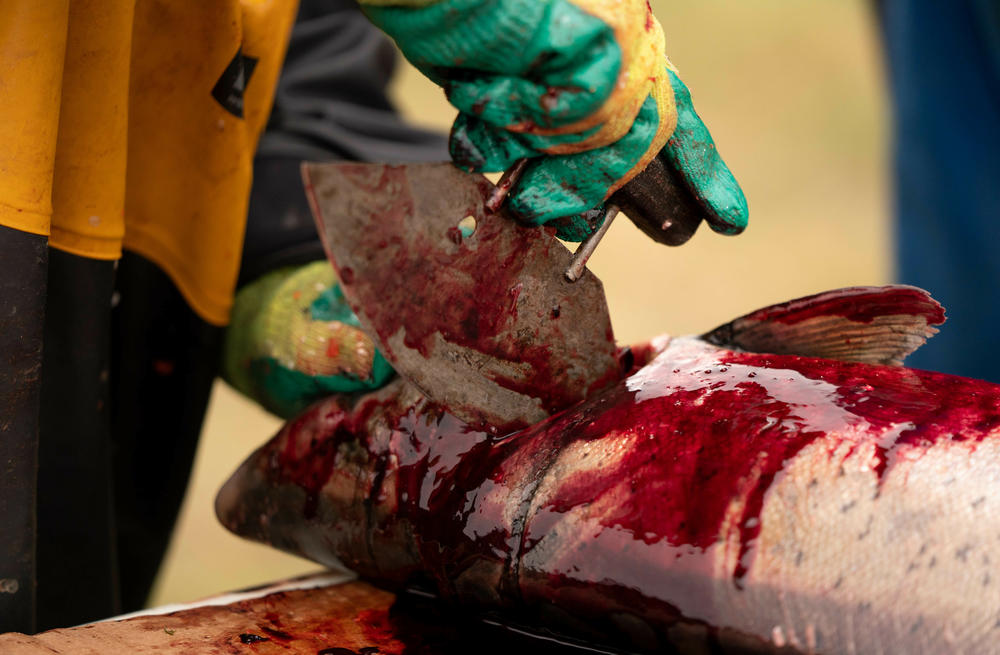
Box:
512, 2, 673, 156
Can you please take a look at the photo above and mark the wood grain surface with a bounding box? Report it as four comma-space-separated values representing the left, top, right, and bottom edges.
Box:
0, 581, 399, 655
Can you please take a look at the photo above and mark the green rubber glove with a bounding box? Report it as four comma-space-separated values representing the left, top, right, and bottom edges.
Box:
360, 0, 748, 239
223, 261, 394, 419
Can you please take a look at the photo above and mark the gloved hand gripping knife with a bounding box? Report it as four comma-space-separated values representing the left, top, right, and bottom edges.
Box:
359, 0, 749, 249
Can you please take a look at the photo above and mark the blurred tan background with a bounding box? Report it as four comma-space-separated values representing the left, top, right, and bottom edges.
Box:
150, 0, 889, 606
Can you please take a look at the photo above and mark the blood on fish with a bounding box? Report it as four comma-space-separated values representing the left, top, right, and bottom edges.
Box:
221, 331, 1000, 651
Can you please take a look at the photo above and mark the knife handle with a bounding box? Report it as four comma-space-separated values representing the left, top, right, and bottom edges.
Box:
611, 154, 704, 247
488, 154, 705, 249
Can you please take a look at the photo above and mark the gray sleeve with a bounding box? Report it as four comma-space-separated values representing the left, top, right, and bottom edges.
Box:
240, 0, 448, 286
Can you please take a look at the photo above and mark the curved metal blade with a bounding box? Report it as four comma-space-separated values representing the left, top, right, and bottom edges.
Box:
302, 162, 619, 433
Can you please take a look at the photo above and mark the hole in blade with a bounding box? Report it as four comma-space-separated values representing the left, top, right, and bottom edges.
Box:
458, 215, 477, 237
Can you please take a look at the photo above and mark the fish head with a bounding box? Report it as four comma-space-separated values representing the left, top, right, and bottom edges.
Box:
215, 379, 429, 582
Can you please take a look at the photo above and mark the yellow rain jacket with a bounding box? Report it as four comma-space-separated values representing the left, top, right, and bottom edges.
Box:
0, 0, 298, 326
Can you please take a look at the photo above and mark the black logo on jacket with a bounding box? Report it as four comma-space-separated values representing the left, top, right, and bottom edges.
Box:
212, 47, 258, 118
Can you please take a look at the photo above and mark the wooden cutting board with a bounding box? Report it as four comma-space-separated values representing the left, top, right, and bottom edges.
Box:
0, 576, 400, 655
0, 573, 603, 654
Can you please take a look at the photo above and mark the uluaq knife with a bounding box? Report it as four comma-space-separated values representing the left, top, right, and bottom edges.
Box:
302, 162, 621, 434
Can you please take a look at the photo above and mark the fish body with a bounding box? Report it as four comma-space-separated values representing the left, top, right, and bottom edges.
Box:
217, 287, 1000, 654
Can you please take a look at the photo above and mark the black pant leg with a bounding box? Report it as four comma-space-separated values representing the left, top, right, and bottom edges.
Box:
0, 226, 47, 634
110, 253, 222, 613
36, 250, 117, 630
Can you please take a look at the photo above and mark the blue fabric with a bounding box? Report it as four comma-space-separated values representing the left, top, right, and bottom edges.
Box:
883, 0, 1000, 381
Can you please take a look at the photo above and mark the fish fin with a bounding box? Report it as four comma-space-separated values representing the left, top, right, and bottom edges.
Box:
701, 286, 946, 366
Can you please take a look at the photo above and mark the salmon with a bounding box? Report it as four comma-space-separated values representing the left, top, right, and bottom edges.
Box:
216, 286, 1000, 654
